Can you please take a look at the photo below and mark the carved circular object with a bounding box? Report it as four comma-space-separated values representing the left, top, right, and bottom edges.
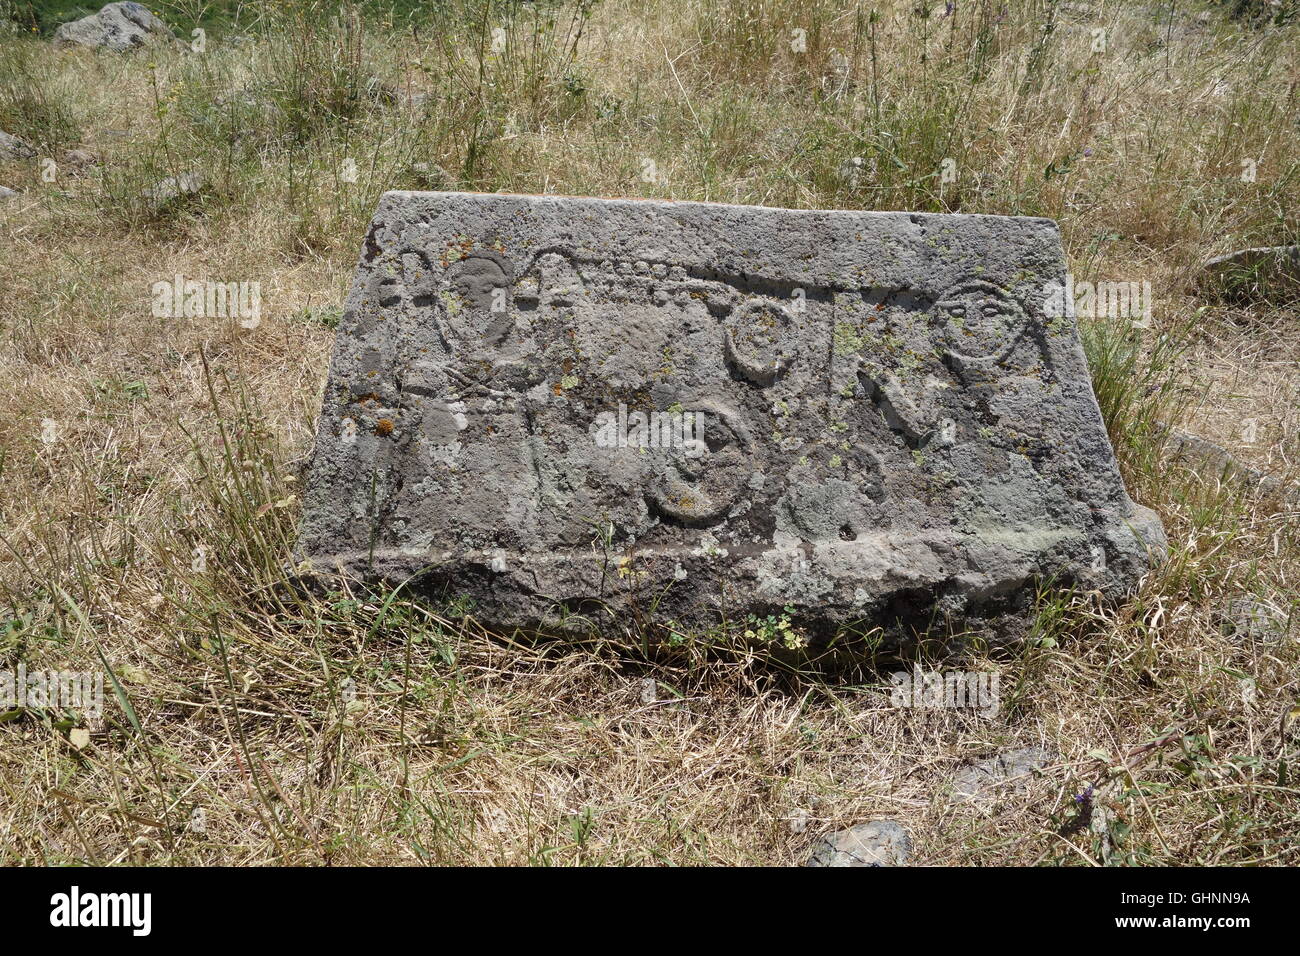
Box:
932, 279, 1030, 362
646, 402, 753, 526
723, 298, 797, 386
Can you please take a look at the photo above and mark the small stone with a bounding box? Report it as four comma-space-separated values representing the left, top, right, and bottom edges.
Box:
638, 677, 657, 705
142, 171, 205, 208
409, 161, 454, 189
836, 156, 866, 187
952, 745, 1054, 802
0, 130, 36, 161
1216, 596, 1291, 646
1201, 245, 1300, 302
52, 2, 178, 53
805, 821, 911, 867
0, 185, 18, 199
61, 148, 98, 168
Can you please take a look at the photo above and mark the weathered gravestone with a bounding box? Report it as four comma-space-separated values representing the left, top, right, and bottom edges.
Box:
299, 192, 1165, 648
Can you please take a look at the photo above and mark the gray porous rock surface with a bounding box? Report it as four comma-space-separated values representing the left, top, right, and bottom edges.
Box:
298, 192, 1165, 648
52, 2, 176, 52
141, 171, 204, 208
0, 130, 36, 161
805, 821, 912, 867
952, 745, 1055, 802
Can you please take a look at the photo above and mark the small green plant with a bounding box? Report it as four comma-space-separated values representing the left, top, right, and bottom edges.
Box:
742, 605, 807, 651
294, 304, 344, 329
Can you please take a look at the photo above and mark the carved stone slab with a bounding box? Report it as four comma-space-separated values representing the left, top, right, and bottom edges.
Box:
298, 192, 1165, 647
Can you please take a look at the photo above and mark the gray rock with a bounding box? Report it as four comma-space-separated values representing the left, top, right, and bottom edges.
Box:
1201, 246, 1300, 301
1057, 0, 1100, 19
836, 156, 867, 188
52, 2, 176, 53
298, 192, 1165, 648
821, 52, 854, 99
952, 745, 1054, 802
62, 148, 98, 168
1161, 426, 1298, 503
805, 820, 911, 867
0, 185, 18, 199
0, 130, 36, 161
408, 161, 454, 189
142, 171, 204, 208
1216, 596, 1291, 646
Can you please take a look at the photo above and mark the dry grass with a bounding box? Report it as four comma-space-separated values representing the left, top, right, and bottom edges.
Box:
0, 0, 1297, 865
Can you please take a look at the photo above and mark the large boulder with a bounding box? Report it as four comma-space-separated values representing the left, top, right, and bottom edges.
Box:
52, 2, 176, 53
297, 193, 1166, 649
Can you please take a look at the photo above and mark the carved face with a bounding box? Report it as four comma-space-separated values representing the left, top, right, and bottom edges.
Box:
932, 279, 1029, 362
444, 255, 514, 350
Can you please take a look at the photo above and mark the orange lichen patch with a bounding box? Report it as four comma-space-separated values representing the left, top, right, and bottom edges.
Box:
439, 236, 477, 268
375, 418, 395, 436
